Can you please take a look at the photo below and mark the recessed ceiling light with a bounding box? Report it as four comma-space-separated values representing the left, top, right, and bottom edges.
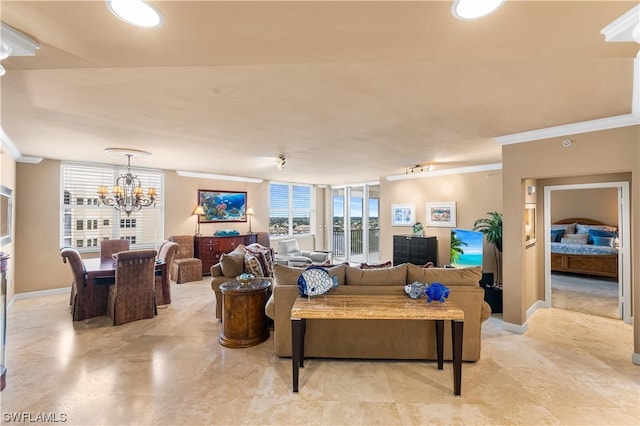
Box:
452, 0, 505, 20
106, 0, 163, 29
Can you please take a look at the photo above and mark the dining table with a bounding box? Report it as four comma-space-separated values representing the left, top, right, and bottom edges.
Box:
82, 257, 167, 319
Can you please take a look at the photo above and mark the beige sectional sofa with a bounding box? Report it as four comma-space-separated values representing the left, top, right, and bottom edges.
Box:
265, 263, 491, 362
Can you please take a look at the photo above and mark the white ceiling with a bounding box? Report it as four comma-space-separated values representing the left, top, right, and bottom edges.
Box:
1, 1, 638, 185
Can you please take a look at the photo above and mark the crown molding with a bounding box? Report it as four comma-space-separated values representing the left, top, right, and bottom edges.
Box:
0, 127, 43, 163
386, 163, 502, 181
176, 170, 263, 184
600, 4, 640, 43
0, 22, 39, 56
495, 113, 639, 146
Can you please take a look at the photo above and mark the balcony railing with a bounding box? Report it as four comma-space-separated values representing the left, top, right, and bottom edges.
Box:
332, 228, 379, 257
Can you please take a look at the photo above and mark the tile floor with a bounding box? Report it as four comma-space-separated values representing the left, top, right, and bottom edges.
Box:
1, 278, 638, 425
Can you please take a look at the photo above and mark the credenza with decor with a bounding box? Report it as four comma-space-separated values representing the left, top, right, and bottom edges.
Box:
194, 234, 257, 274
392, 235, 438, 267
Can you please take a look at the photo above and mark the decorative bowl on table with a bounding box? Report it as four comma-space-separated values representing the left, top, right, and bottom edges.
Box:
236, 273, 255, 285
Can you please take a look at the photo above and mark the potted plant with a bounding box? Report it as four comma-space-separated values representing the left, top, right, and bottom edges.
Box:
473, 211, 503, 288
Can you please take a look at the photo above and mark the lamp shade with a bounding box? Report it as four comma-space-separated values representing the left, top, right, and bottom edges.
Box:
246, 207, 255, 216
193, 205, 205, 215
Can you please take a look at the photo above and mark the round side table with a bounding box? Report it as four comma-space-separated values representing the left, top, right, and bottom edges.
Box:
218, 279, 271, 348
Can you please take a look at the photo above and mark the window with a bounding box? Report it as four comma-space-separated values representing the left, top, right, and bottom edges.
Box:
269, 182, 312, 236
61, 162, 163, 251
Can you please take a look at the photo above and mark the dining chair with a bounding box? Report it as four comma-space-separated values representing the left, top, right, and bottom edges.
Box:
155, 241, 179, 306
107, 249, 157, 326
168, 235, 202, 284
60, 247, 109, 321
100, 239, 130, 259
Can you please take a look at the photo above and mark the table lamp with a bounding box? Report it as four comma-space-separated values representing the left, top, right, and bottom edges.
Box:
193, 205, 205, 235
246, 207, 255, 234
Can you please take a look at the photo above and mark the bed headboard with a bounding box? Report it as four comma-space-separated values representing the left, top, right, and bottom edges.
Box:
553, 218, 609, 226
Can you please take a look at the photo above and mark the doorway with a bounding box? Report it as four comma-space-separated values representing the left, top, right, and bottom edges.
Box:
544, 182, 631, 323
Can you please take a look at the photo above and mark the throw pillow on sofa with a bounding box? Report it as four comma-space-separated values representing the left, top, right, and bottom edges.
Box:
246, 243, 275, 277
220, 246, 246, 278
244, 253, 265, 277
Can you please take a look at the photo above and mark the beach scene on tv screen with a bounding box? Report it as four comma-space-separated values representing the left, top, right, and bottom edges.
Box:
450, 228, 483, 268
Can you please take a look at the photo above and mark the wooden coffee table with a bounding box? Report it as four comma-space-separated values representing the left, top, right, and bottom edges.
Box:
290, 295, 465, 395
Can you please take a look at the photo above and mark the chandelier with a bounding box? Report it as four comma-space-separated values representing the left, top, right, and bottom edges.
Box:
97, 148, 157, 217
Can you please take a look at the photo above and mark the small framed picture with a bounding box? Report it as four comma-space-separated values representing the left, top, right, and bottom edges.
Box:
391, 204, 415, 226
426, 202, 457, 228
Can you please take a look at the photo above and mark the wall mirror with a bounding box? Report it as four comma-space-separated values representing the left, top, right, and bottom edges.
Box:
0, 185, 12, 246
524, 203, 536, 246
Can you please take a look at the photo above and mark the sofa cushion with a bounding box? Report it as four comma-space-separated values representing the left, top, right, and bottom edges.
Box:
359, 261, 392, 269
246, 243, 275, 277
220, 247, 246, 278
407, 264, 482, 286
274, 263, 346, 286
345, 263, 407, 286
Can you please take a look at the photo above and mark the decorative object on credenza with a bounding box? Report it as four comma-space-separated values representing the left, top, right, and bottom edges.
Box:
473, 211, 503, 287
246, 207, 255, 233
97, 148, 157, 217
214, 229, 240, 236
391, 204, 415, 226
404, 281, 426, 299
412, 222, 424, 236
425, 282, 450, 303
236, 273, 255, 286
198, 190, 247, 223
297, 266, 336, 298
426, 201, 456, 228
193, 205, 205, 236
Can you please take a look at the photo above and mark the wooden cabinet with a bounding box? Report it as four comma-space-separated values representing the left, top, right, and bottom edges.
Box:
392, 235, 438, 266
194, 234, 257, 274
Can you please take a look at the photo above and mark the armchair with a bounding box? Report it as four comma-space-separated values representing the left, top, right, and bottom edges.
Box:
275, 239, 329, 266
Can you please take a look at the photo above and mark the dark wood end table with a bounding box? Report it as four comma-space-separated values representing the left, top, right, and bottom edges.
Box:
219, 279, 271, 348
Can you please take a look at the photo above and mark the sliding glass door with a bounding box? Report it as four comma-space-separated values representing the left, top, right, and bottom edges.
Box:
331, 184, 379, 263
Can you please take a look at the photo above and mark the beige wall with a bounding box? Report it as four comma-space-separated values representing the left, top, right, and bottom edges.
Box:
550, 187, 618, 225
379, 170, 503, 275
502, 125, 639, 355
0, 151, 16, 301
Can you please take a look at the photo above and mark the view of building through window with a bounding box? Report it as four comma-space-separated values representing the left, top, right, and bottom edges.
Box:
61, 163, 163, 250
269, 183, 312, 236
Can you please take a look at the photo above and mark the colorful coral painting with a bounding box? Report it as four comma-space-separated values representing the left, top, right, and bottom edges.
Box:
198, 190, 247, 223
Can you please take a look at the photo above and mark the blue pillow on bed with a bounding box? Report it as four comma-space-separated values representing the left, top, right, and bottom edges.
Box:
551, 229, 564, 242
592, 236, 615, 247
588, 229, 617, 244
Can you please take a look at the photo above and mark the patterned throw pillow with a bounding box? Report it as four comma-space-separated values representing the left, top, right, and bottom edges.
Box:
244, 254, 264, 277
245, 243, 275, 277
359, 261, 392, 269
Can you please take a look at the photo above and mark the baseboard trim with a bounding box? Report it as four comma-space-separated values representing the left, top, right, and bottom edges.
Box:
632, 353, 640, 366
502, 320, 528, 334
527, 300, 546, 320
13, 287, 69, 301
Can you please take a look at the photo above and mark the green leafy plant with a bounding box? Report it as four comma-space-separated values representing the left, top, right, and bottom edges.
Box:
473, 211, 503, 287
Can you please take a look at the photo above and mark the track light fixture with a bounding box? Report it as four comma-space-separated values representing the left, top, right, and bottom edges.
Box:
405, 164, 432, 174
277, 154, 286, 170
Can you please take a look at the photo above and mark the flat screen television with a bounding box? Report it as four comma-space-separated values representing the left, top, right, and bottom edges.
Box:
450, 228, 483, 268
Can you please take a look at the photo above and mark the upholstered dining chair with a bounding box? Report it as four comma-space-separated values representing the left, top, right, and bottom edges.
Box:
107, 249, 157, 326
168, 235, 203, 284
155, 241, 179, 306
100, 239, 130, 259
60, 247, 109, 321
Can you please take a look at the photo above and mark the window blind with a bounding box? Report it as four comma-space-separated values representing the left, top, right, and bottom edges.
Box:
61, 162, 164, 251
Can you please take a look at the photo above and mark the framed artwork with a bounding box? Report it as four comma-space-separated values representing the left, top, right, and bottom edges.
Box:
198, 190, 247, 223
426, 201, 457, 227
391, 204, 415, 226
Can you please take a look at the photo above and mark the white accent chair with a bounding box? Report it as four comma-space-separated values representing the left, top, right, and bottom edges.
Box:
275, 239, 329, 266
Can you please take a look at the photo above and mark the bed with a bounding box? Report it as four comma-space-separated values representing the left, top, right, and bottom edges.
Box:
550, 218, 618, 280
